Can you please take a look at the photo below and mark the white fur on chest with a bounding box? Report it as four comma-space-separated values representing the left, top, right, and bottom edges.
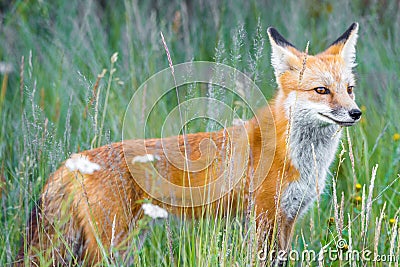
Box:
280, 95, 341, 221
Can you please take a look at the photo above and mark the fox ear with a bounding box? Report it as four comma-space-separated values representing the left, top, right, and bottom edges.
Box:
267, 27, 300, 77
324, 23, 359, 68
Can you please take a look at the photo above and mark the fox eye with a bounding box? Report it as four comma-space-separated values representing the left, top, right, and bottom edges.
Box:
347, 86, 354, 94
314, 87, 330, 95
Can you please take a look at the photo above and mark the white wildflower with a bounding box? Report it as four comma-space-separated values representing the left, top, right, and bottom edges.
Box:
65, 154, 101, 174
132, 154, 161, 164
142, 203, 168, 219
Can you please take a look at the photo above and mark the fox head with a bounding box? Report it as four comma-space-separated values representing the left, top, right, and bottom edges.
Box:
267, 23, 362, 126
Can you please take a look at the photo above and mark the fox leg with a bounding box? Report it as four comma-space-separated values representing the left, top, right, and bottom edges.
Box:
275, 215, 295, 267
15, 199, 81, 266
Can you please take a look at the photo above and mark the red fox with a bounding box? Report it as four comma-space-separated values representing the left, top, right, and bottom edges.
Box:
18, 23, 361, 265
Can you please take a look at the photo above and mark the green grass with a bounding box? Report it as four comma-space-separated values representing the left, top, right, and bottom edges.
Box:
1, 0, 399, 266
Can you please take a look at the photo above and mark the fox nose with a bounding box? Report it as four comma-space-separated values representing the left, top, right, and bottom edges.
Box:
349, 109, 362, 120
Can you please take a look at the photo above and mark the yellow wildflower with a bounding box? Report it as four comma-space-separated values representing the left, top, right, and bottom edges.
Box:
355, 183, 362, 191
353, 195, 362, 204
